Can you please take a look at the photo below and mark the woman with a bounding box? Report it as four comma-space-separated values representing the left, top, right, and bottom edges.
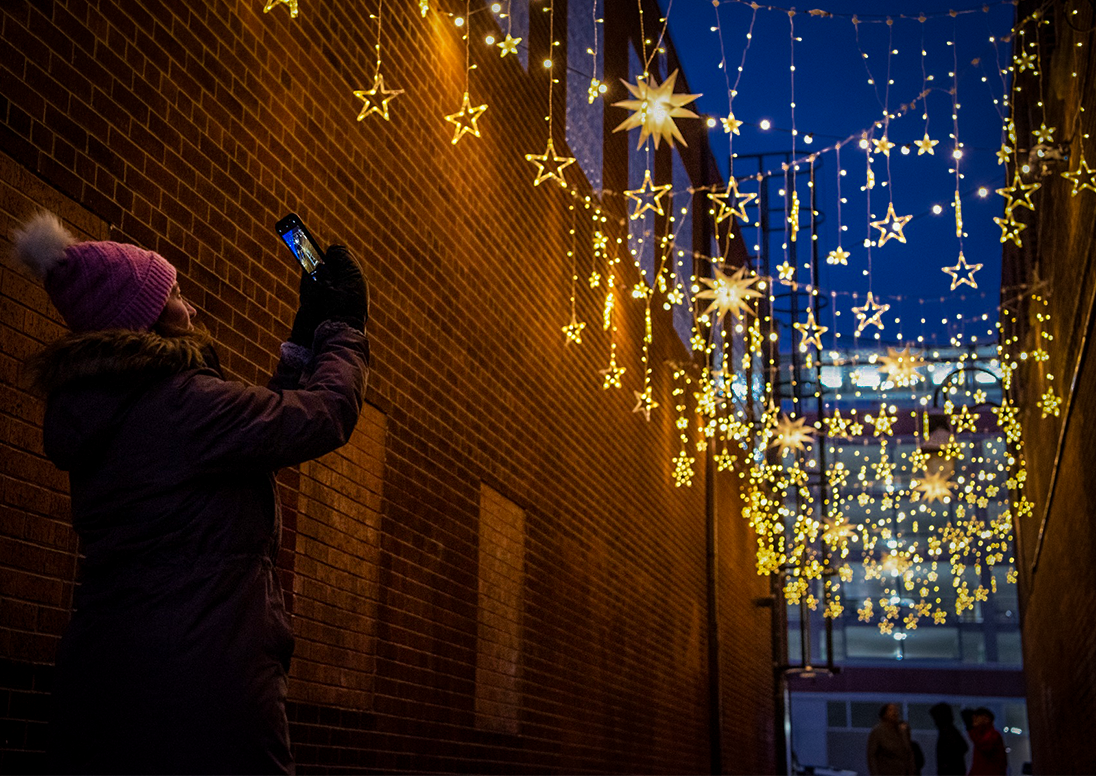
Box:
13, 212, 370, 774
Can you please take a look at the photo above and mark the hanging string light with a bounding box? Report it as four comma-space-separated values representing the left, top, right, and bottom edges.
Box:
354, 0, 404, 122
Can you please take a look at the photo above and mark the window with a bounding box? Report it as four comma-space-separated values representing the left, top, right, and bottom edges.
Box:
475, 485, 526, 733
566, 0, 602, 192
671, 151, 693, 348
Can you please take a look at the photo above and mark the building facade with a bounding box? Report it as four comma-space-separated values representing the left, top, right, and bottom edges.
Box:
0, 0, 776, 772
1001, 1, 1096, 773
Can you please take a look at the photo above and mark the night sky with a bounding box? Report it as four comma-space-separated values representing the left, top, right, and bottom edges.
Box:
655, 0, 1016, 347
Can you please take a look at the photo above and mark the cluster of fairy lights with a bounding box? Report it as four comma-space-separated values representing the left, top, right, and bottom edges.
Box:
260, 0, 1095, 631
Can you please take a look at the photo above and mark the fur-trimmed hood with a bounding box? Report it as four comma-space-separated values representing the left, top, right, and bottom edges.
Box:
29, 328, 213, 394
32, 328, 216, 470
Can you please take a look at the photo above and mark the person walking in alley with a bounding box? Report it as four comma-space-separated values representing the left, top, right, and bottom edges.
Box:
962, 707, 1008, 776
13, 211, 370, 774
930, 702, 969, 775
867, 703, 916, 775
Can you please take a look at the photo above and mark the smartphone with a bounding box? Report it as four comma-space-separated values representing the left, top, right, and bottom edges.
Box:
275, 213, 324, 277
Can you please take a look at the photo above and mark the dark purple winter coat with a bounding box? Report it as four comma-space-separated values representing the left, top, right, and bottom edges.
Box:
35, 321, 369, 774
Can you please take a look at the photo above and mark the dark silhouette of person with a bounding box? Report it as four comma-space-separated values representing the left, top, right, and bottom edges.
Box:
962, 707, 1007, 776
930, 702, 969, 775
868, 703, 916, 775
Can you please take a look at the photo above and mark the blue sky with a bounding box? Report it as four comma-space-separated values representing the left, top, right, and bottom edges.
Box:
656, 0, 1016, 346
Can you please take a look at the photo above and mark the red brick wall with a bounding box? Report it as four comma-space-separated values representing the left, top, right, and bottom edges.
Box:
1002, 2, 1096, 773
0, 0, 776, 771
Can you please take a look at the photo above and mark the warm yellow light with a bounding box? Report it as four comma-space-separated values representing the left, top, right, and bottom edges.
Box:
760, 119, 772, 130
485, 35, 495, 44
454, 16, 464, 26
932, 204, 943, 214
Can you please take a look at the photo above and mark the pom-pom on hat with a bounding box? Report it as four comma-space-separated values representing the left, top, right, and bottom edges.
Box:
12, 212, 176, 332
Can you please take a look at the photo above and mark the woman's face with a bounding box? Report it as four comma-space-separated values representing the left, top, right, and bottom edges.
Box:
158, 283, 196, 331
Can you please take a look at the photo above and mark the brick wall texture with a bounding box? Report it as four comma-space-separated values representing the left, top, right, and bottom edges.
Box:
1002, 2, 1096, 774
0, 0, 777, 772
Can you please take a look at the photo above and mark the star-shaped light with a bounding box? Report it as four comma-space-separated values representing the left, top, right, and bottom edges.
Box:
444, 92, 487, 144
942, 252, 983, 291
612, 69, 702, 150
916, 468, 954, 504
826, 409, 851, 439
1062, 155, 1096, 196
354, 73, 403, 121
721, 112, 744, 135
996, 170, 1040, 213
694, 265, 763, 323
497, 33, 522, 57
878, 345, 926, 387
866, 404, 896, 436
632, 388, 658, 421
769, 413, 816, 454
671, 450, 696, 487
562, 316, 586, 344
793, 307, 828, 351
419, 0, 429, 16
714, 447, 736, 472
872, 135, 896, 156
852, 292, 890, 335
776, 261, 796, 284
826, 245, 850, 265
1015, 50, 1038, 73
1032, 123, 1056, 144
915, 133, 938, 155
624, 168, 672, 220
870, 202, 912, 246
264, 0, 299, 17
524, 138, 575, 188
587, 78, 603, 103
708, 179, 754, 224
873, 457, 896, 485
996, 144, 1013, 165
949, 405, 980, 433
830, 464, 852, 492
993, 213, 1027, 248
1038, 387, 1061, 418
598, 355, 626, 389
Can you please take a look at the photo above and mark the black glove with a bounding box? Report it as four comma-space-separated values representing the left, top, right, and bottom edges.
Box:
317, 244, 369, 331
288, 266, 327, 347
287, 244, 368, 346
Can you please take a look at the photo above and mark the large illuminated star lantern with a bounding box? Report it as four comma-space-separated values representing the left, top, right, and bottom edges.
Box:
694, 265, 763, 323
769, 413, 816, 455
612, 69, 701, 150
915, 468, 955, 504
878, 346, 926, 387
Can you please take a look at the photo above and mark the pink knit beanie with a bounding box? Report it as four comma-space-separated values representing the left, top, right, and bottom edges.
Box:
12, 213, 176, 332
